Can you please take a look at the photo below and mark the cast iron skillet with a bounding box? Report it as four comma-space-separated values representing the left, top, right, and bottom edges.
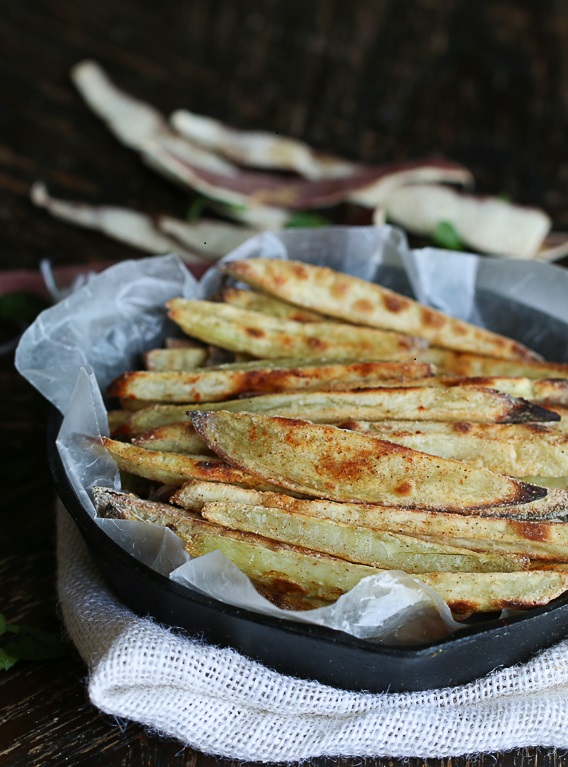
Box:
49, 411, 568, 694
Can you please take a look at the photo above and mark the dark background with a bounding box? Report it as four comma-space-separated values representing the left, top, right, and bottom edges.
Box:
2, 0, 568, 270
2, 1, 568, 765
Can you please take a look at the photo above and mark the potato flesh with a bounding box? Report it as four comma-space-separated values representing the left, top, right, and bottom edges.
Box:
201, 501, 529, 572
167, 298, 426, 360
93, 487, 568, 617
173, 481, 568, 558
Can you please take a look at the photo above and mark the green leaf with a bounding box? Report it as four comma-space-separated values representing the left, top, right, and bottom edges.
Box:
187, 194, 209, 222
0, 291, 50, 326
219, 200, 247, 214
0, 647, 18, 671
432, 220, 464, 251
2, 625, 68, 662
0, 616, 69, 669
187, 194, 247, 222
285, 211, 330, 229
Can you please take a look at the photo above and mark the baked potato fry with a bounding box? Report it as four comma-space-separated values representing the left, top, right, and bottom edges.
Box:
144, 347, 209, 371
341, 419, 567, 439
172, 481, 568, 559
166, 298, 426, 360
386, 375, 568, 406
93, 486, 380, 604
221, 287, 325, 322
170, 479, 568, 521
421, 348, 568, 379
190, 411, 546, 510
222, 259, 540, 361
181, 387, 556, 423
112, 385, 557, 438
419, 571, 568, 617
93, 487, 568, 617
112, 405, 199, 437
201, 501, 529, 572
340, 420, 568, 476
100, 436, 289, 491
132, 422, 210, 455
107, 359, 434, 404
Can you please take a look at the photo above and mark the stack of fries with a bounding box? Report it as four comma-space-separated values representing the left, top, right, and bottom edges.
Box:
93, 258, 568, 620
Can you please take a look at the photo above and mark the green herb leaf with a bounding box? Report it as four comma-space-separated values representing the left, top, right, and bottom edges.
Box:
285, 211, 330, 229
0, 615, 69, 668
3, 629, 68, 662
0, 647, 18, 672
432, 221, 464, 251
187, 194, 209, 222
0, 292, 50, 326
219, 200, 247, 214
187, 194, 247, 222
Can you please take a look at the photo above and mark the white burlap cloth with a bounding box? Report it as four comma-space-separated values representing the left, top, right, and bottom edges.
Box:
57, 501, 568, 762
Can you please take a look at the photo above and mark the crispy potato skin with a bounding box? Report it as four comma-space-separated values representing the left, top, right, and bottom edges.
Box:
166, 298, 426, 360
190, 411, 546, 510
222, 259, 541, 361
107, 360, 435, 403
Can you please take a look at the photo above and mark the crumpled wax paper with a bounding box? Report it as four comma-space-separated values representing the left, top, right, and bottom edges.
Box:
14, 226, 568, 644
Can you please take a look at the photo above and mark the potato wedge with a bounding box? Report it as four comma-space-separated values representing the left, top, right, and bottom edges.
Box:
113, 385, 557, 438
92, 486, 380, 604
170, 480, 568, 521
201, 501, 529, 572
421, 348, 568, 379
387, 375, 568, 406
107, 360, 435, 404
132, 422, 210, 455
172, 481, 568, 559
190, 411, 546, 510
180, 387, 554, 423
340, 419, 568, 439
221, 287, 325, 322
144, 347, 209, 371
166, 298, 426, 360
112, 405, 199, 437
93, 487, 568, 616
100, 436, 289, 491
222, 259, 540, 361
420, 571, 568, 617
341, 420, 568, 476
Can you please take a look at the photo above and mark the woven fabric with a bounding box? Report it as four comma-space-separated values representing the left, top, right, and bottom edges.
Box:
57, 502, 568, 762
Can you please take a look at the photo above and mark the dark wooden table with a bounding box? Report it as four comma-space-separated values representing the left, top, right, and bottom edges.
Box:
2, 1, 568, 764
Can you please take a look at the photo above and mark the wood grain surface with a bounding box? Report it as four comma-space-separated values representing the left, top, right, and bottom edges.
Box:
2, 1, 568, 764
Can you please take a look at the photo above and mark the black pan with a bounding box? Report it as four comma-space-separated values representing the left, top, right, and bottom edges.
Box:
44, 235, 568, 694
49, 410, 568, 694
